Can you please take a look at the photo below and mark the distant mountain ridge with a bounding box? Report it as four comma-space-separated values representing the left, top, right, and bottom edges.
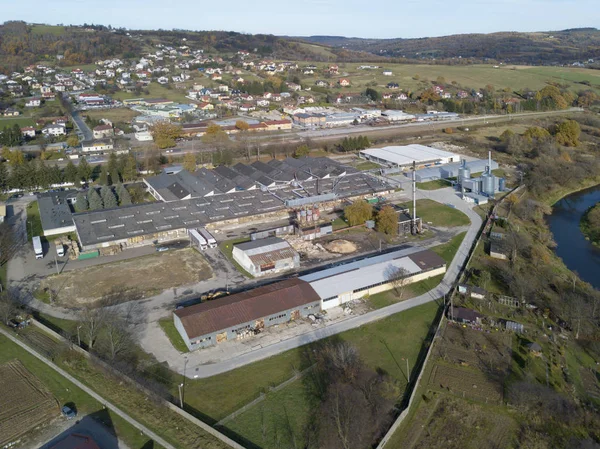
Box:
293, 29, 600, 64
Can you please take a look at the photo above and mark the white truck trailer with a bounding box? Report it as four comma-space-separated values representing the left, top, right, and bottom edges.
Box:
189, 229, 208, 251
55, 241, 65, 257
199, 228, 217, 248
32, 236, 43, 259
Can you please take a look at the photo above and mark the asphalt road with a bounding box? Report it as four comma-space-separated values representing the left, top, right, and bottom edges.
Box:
71, 109, 93, 141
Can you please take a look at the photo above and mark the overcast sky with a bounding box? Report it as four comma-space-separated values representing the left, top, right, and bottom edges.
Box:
4, 0, 599, 38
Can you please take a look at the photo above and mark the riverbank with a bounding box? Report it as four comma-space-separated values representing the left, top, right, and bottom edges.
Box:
580, 202, 600, 245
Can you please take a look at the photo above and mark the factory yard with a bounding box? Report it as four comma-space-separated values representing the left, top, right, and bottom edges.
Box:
41, 248, 213, 307
0, 360, 59, 448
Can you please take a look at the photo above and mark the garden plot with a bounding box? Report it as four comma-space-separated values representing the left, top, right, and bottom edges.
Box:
428, 364, 504, 404
0, 360, 59, 447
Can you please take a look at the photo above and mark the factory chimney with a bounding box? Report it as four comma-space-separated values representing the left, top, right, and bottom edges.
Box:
412, 160, 417, 235
488, 150, 492, 173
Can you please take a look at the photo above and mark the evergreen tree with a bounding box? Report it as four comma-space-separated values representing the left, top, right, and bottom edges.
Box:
88, 188, 103, 210
108, 152, 120, 183
0, 162, 8, 191
50, 164, 63, 186
101, 185, 117, 209
98, 165, 110, 186
74, 191, 89, 212
118, 184, 132, 205
121, 154, 137, 181
64, 160, 79, 184
78, 157, 92, 183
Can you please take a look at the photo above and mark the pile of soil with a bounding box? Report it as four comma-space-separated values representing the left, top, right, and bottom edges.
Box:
325, 239, 357, 254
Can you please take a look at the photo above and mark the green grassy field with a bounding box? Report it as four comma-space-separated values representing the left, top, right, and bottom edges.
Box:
158, 318, 189, 353
398, 199, 470, 227
369, 274, 445, 309
294, 62, 600, 94
0, 333, 155, 449
223, 301, 440, 448
31, 24, 66, 36
26, 201, 43, 241
431, 232, 466, 265
85, 108, 140, 123
355, 160, 381, 171
0, 117, 36, 128
112, 84, 191, 103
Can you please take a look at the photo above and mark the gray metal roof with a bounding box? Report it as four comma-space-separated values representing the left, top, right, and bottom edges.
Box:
37, 190, 78, 232
299, 247, 445, 300
235, 236, 288, 253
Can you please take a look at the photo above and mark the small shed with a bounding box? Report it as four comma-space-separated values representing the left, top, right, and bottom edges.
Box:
450, 307, 482, 325
470, 286, 487, 300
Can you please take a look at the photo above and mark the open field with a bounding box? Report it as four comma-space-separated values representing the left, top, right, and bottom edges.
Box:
31, 24, 66, 36
398, 199, 470, 228
297, 62, 600, 94
432, 232, 466, 265
0, 116, 36, 128
416, 179, 453, 190
0, 360, 59, 447
204, 302, 440, 447
112, 83, 191, 103
396, 395, 516, 449
0, 334, 154, 449
41, 248, 212, 306
84, 108, 140, 123
369, 273, 445, 309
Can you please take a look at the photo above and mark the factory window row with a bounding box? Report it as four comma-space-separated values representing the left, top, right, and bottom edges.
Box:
353, 279, 396, 294
268, 313, 287, 322
304, 304, 319, 311
323, 296, 338, 302
231, 324, 251, 334
192, 336, 212, 344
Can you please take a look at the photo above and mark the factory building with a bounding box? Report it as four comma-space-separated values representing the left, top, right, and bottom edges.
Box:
173, 278, 321, 350
299, 248, 446, 310
411, 159, 499, 183
232, 237, 300, 277
73, 158, 391, 252
359, 145, 460, 169
37, 191, 78, 236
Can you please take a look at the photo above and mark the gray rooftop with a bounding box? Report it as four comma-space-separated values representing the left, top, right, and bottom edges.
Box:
37, 190, 78, 232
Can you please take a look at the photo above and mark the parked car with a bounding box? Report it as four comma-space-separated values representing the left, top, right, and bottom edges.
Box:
61, 404, 77, 420
156, 247, 169, 252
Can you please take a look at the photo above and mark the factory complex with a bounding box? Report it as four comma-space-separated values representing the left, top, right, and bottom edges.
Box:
359, 145, 460, 169
174, 248, 446, 350
58, 157, 391, 251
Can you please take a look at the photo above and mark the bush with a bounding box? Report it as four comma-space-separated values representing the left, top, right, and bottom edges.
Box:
444, 127, 453, 134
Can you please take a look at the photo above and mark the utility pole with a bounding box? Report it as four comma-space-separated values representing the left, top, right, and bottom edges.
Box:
76, 325, 82, 347
178, 383, 184, 408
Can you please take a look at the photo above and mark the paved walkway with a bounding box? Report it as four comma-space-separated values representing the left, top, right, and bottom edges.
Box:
0, 327, 177, 449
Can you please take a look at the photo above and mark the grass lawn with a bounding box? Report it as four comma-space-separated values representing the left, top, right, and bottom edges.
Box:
31, 24, 66, 36
0, 333, 155, 449
398, 199, 470, 227
332, 216, 349, 230
0, 116, 36, 128
369, 274, 445, 309
84, 108, 140, 123
223, 302, 440, 448
432, 232, 467, 265
112, 84, 191, 103
26, 201, 43, 241
218, 237, 253, 278
416, 179, 452, 190
159, 318, 189, 353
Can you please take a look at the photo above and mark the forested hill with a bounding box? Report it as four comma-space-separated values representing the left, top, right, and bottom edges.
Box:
297, 28, 600, 64
0, 21, 141, 73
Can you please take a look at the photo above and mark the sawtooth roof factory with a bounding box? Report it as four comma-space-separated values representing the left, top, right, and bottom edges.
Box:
71, 157, 391, 252
173, 248, 445, 350
359, 145, 460, 169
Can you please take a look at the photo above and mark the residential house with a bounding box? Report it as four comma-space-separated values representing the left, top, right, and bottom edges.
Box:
2, 108, 20, 116
25, 98, 41, 107
93, 124, 114, 139
315, 80, 329, 87
382, 70, 393, 76
42, 124, 66, 136
82, 139, 114, 152
21, 127, 36, 138
386, 82, 399, 89
449, 307, 482, 325
338, 78, 351, 87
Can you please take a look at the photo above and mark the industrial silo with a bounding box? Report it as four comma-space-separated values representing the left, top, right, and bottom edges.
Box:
482, 170, 496, 196
498, 178, 506, 192
458, 160, 471, 186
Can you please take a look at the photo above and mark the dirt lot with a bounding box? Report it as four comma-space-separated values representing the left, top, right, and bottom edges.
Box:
0, 360, 59, 447
41, 248, 213, 307
400, 395, 516, 449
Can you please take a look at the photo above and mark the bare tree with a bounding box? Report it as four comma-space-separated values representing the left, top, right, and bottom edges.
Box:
0, 291, 17, 325
385, 265, 410, 299
101, 311, 132, 361
79, 307, 107, 349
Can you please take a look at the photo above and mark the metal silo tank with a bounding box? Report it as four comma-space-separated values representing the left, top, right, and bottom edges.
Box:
498, 178, 506, 192
482, 173, 496, 196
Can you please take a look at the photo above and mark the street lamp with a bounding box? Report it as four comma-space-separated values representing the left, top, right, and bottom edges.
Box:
178, 383, 184, 408
402, 357, 410, 381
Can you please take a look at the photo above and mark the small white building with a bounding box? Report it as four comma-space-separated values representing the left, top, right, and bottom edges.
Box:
42, 124, 66, 136
82, 139, 114, 152
135, 130, 154, 141
232, 237, 300, 277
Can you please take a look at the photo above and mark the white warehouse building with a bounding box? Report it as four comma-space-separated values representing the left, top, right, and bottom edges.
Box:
300, 248, 446, 310
359, 144, 460, 169
232, 237, 300, 277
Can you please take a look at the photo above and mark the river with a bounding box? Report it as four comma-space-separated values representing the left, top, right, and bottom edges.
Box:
547, 184, 600, 290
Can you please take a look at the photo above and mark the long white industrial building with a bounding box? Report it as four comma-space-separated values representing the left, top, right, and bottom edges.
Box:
359, 144, 460, 169
299, 247, 446, 310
